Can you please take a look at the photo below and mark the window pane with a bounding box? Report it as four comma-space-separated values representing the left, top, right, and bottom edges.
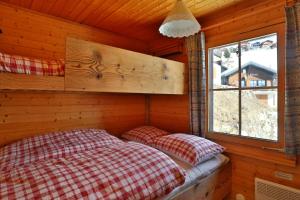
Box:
240, 34, 278, 88
210, 90, 239, 135
210, 44, 239, 89
241, 89, 278, 140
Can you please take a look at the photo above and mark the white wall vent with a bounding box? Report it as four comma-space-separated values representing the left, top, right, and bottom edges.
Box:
255, 178, 300, 200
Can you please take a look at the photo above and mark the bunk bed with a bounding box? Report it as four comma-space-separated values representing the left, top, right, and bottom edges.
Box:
0, 38, 231, 199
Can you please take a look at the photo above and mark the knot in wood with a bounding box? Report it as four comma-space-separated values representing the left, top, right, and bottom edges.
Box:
96, 73, 103, 79
93, 51, 102, 63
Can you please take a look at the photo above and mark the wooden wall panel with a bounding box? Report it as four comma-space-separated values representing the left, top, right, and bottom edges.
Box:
0, 91, 146, 146
229, 154, 300, 200
150, 94, 189, 133
149, 46, 189, 132
149, 0, 300, 199
0, 2, 148, 60
0, 3, 148, 146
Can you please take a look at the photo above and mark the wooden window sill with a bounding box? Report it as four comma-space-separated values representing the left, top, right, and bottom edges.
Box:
211, 139, 297, 167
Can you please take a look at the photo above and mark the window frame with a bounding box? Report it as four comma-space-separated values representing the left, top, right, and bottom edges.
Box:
205, 24, 285, 149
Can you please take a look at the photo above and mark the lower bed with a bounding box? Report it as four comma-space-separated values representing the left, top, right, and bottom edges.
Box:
0, 129, 230, 200
161, 154, 230, 200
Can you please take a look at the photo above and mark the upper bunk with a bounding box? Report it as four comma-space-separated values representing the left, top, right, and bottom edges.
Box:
0, 51, 65, 91
0, 37, 185, 94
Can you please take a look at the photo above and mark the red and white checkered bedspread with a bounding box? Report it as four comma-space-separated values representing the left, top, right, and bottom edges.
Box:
0, 52, 65, 76
0, 129, 123, 171
0, 129, 185, 200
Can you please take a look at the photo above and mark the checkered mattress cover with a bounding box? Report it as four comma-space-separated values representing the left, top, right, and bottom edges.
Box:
0, 129, 185, 200
0, 52, 64, 76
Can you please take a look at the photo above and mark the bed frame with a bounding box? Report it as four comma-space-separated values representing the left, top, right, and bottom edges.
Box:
0, 73, 64, 91
163, 161, 232, 200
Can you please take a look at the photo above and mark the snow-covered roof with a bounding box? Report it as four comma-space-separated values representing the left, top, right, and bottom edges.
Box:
221, 61, 277, 77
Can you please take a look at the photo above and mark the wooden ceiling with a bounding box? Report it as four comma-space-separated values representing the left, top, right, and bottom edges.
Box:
0, 0, 245, 41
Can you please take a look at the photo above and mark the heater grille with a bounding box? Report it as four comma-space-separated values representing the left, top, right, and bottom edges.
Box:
255, 178, 300, 200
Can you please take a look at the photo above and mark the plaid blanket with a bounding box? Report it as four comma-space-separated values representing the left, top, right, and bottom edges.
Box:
0, 129, 123, 171
0, 129, 185, 200
0, 52, 64, 76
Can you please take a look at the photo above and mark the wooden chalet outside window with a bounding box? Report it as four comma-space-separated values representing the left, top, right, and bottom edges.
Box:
207, 33, 284, 148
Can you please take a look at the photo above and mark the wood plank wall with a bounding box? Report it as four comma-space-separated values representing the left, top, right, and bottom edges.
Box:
229, 154, 300, 200
0, 92, 146, 145
0, 3, 148, 146
0, 2, 148, 60
149, 0, 300, 199
149, 50, 189, 133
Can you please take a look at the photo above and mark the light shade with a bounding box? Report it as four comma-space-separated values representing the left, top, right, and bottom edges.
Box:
159, 0, 201, 38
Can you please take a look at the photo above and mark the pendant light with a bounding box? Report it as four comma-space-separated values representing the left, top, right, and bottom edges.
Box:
159, 0, 201, 38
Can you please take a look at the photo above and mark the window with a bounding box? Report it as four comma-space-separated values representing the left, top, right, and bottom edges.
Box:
257, 80, 266, 87
250, 80, 257, 87
208, 33, 278, 141
241, 78, 246, 87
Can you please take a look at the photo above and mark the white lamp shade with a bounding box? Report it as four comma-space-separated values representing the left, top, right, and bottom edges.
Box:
159, 0, 201, 38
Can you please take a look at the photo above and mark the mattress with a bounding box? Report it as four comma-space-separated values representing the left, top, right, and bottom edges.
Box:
0, 52, 65, 76
161, 154, 229, 200
121, 138, 229, 199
